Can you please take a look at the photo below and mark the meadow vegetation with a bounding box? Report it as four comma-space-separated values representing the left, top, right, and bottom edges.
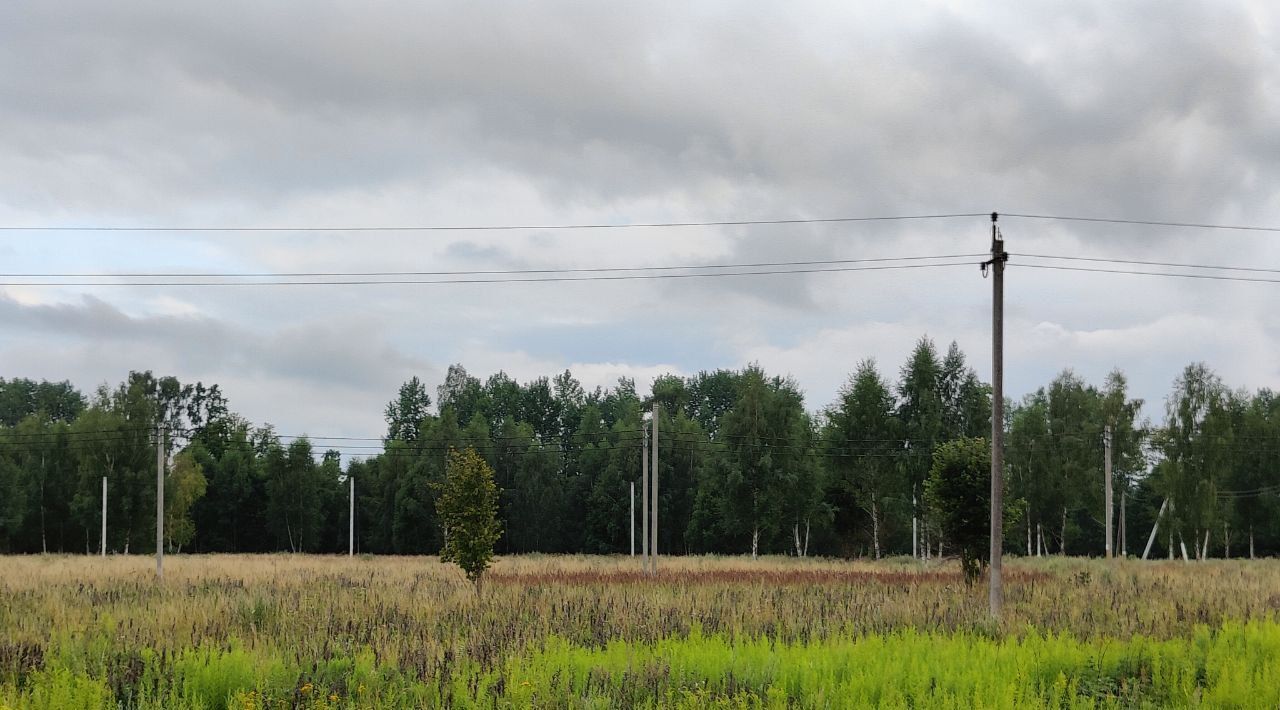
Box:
3, 554, 1280, 707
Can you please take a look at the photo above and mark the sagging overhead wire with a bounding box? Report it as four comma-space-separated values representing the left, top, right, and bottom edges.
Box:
1012, 263, 1280, 285
0, 253, 986, 279
1013, 253, 1280, 276
0, 212, 988, 233
1001, 213, 1280, 233
0, 259, 980, 287
9, 211, 1280, 233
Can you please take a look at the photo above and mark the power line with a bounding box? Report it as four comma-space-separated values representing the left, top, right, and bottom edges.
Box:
0, 253, 985, 279
0, 212, 988, 233
1012, 263, 1280, 285
4, 435, 1048, 461
11, 211, 1280, 233
1014, 253, 1280, 276
1002, 213, 1280, 233
1216, 484, 1280, 499
1, 425, 959, 448
0, 260, 977, 287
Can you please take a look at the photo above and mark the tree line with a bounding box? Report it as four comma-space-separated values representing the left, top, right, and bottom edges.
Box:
2, 338, 1278, 558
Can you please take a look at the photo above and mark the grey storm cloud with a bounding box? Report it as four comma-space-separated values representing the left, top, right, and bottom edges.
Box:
1, 0, 1279, 436
0, 294, 427, 393
1, 0, 1273, 221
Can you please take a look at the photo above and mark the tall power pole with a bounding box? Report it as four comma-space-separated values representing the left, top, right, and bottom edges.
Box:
155, 422, 165, 580
641, 421, 649, 563
1104, 425, 1113, 559
986, 212, 1007, 618
651, 404, 660, 576
630, 481, 635, 556
101, 476, 107, 557
1119, 490, 1127, 557
348, 475, 355, 557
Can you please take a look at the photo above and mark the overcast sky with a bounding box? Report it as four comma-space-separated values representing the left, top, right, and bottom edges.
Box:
2, 1, 1279, 446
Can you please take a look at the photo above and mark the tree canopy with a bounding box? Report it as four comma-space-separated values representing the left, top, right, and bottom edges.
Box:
5, 348, 1280, 561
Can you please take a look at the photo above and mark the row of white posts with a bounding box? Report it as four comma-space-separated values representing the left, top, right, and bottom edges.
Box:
98, 423, 361, 579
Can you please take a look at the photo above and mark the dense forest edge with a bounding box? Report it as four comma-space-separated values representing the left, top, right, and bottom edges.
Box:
1, 336, 1271, 559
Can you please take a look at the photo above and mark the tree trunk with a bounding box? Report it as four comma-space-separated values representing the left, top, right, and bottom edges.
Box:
1178, 532, 1189, 562
1250, 526, 1255, 560
803, 518, 810, 558
1200, 529, 1210, 561
1026, 516, 1032, 557
872, 497, 882, 560
1223, 521, 1231, 559
1037, 523, 1044, 557
793, 523, 802, 557
751, 527, 759, 559
1168, 531, 1173, 560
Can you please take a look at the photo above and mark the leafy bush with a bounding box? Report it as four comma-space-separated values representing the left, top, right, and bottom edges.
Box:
925, 437, 991, 583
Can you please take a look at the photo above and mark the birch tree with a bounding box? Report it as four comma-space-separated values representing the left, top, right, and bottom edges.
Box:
823, 359, 903, 558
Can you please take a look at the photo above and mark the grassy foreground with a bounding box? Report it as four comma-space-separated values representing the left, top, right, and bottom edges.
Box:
2, 555, 1278, 708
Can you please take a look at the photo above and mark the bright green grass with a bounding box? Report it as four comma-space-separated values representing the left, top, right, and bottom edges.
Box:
5, 621, 1280, 708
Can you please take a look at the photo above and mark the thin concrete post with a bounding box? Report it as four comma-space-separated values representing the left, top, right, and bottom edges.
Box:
156, 423, 165, 580
101, 476, 107, 557
1104, 425, 1113, 559
641, 422, 648, 563
651, 404, 660, 575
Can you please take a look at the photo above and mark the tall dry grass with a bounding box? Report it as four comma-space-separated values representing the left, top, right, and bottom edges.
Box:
2, 554, 1278, 706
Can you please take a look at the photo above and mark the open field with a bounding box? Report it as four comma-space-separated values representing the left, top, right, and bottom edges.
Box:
3, 555, 1280, 708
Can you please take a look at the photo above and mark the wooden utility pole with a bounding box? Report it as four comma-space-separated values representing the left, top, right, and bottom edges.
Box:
1104, 425, 1113, 559
155, 422, 165, 580
641, 421, 649, 564
348, 475, 355, 556
101, 476, 107, 557
985, 212, 1007, 618
651, 404, 660, 576
630, 481, 635, 556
